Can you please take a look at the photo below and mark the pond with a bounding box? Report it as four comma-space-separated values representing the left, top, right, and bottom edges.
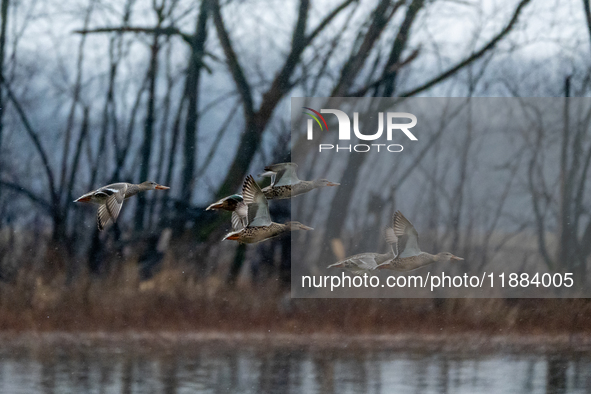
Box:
0, 333, 588, 393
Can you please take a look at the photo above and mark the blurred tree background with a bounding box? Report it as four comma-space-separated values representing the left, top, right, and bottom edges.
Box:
0, 0, 590, 330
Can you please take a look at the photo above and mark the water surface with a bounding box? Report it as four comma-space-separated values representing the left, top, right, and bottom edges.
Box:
0, 333, 588, 393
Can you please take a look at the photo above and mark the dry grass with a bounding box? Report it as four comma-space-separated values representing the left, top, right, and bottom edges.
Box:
0, 233, 590, 335
1, 258, 591, 335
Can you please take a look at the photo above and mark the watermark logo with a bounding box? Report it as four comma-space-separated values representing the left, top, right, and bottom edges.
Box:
303, 107, 329, 134
304, 107, 417, 152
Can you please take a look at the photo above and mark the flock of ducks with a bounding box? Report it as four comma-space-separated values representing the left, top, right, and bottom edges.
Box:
74, 163, 338, 243
74, 162, 463, 271
207, 163, 338, 243
217, 174, 314, 243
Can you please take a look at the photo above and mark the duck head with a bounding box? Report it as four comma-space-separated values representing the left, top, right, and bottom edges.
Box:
314, 179, 340, 187
436, 252, 464, 263
206, 194, 243, 211
285, 221, 314, 231
140, 181, 170, 190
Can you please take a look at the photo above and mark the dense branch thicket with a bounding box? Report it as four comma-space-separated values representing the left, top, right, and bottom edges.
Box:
0, 0, 589, 290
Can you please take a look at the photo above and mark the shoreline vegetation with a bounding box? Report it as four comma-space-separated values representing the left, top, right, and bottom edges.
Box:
1, 258, 590, 336
1, 331, 591, 354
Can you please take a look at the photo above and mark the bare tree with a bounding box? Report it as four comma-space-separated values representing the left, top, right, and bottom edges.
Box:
211, 0, 358, 199
0, 0, 9, 216
0, 0, 8, 156
0, 0, 560, 287
134, 2, 165, 230
518, 81, 591, 284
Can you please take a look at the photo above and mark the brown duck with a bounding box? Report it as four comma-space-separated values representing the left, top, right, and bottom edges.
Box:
375, 211, 463, 271
327, 228, 397, 275
260, 162, 339, 199
74, 181, 169, 230
223, 175, 313, 243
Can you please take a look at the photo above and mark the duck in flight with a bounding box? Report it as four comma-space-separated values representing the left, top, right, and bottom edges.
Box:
74, 181, 169, 230
205, 162, 338, 214
223, 175, 313, 243
260, 162, 339, 199
375, 211, 463, 271
327, 227, 398, 275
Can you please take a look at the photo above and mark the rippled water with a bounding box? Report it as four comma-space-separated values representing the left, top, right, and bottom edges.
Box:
0, 333, 589, 393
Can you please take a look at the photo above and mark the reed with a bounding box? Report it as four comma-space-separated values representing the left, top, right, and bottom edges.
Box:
0, 261, 590, 334
0, 234, 590, 334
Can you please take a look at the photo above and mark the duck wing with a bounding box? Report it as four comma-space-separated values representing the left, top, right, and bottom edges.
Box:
259, 170, 276, 186
104, 186, 127, 223
242, 175, 272, 227
95, 185, 127, 230
384, 227, 398, 257
392, 211, 421, 258
97, 204, 112, 231
264, 162, 300, 187
230, 202, 248, 231
231, 212, 244, 231
351, 254, 379, 270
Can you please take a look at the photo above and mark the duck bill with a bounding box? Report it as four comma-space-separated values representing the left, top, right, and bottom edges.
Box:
223, 233, 240, 241
155, 184, 170, 190
206, 202, 222, 211
300, 225, 314, 231
327, 182, 340, 186
450, 255, 464, 261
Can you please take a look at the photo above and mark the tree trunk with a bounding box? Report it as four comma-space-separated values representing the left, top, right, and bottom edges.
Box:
169, 0, 211, 231
134, 33, 160, 231
0, 0, 9, 214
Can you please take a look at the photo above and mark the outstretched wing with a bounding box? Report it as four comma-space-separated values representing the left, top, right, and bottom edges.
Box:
264, 163, 300, 187
384, 227, 398, 257
95, 186, 126, 231
242, 175, 272, 227
392, 211, 421, 258
231, 211, 244, 231
351, 255, 379, 270
97, 204, 112, 231
230, 201, 248, 231
259, 170, 276, 186
105, 187, 126, 223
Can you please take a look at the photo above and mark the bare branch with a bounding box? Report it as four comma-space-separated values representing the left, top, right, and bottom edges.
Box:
211, 0, 254, 117
180, 0, 210, 204
74, 26, 193, 45
61, 0, 94, 193
525, 111, 555, 269
399, 0, 532, 97
258, 0, 310, 115
66, 106, 89, 204
349, 48, 420, 97
0, 180, 51, 213
2, 80, 57, 205
196, 99, 240, 179
0, 0, 10, 157
583, 0, 591, 49
394, 101, 468, 191
332, 0, 402, 96
376, 0, 424, 97
74, 24, 217, 73
303, 0, 357, 46
213, 0, 315, 198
